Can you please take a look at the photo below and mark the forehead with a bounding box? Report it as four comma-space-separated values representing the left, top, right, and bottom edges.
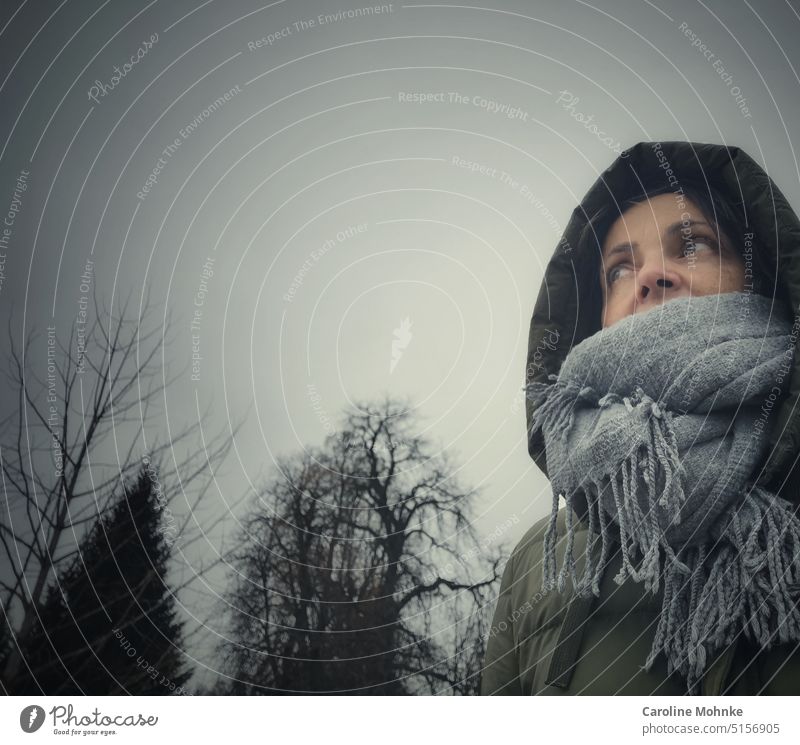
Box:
602, 194, 706, 253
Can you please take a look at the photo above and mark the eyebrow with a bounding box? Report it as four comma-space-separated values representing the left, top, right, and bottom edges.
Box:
602, 220, 712, 260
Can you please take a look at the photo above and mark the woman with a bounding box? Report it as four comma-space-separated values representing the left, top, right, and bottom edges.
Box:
481, 141, 800, 695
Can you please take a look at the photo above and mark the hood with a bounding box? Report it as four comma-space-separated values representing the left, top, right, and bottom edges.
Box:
526, 140, 800, 507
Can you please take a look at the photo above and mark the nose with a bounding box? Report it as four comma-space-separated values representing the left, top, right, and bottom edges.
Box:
635, 260, 683, 305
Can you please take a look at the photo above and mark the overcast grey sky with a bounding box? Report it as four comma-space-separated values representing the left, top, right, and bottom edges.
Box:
3, 0, 800, 680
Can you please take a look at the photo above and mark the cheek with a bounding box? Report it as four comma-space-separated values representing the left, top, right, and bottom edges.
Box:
601, 291, 630, 328
693, 256, 746, 293
719, 258, 746, 291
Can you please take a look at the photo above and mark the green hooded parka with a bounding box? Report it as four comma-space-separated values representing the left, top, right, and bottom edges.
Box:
481, 141, 800, 695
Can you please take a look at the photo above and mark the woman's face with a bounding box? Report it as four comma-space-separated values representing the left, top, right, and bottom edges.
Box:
600, 194, 747, 328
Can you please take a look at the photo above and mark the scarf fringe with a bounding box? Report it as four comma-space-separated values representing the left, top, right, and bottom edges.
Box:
544, 473, 800, 694
539, 385, 689, 596
526, 377, 597, 443
646, 485, 800, 693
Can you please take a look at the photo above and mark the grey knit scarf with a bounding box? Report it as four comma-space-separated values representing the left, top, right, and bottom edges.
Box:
526, 291, 800, 694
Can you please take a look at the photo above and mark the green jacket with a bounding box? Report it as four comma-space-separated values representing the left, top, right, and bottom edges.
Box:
481, 141, 800, 695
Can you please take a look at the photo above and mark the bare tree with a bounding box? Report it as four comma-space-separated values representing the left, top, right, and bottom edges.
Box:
217, 397, 503, 694
0, 290, 237, 691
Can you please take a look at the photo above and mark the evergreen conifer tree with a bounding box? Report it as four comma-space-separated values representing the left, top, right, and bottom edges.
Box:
11, 464, 190, 694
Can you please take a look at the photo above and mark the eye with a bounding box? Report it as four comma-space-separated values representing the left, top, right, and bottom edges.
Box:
606, 263, 632, 285
681, 236, 717, 258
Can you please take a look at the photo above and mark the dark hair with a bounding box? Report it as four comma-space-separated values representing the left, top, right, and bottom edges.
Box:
581, 179, 787, 332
